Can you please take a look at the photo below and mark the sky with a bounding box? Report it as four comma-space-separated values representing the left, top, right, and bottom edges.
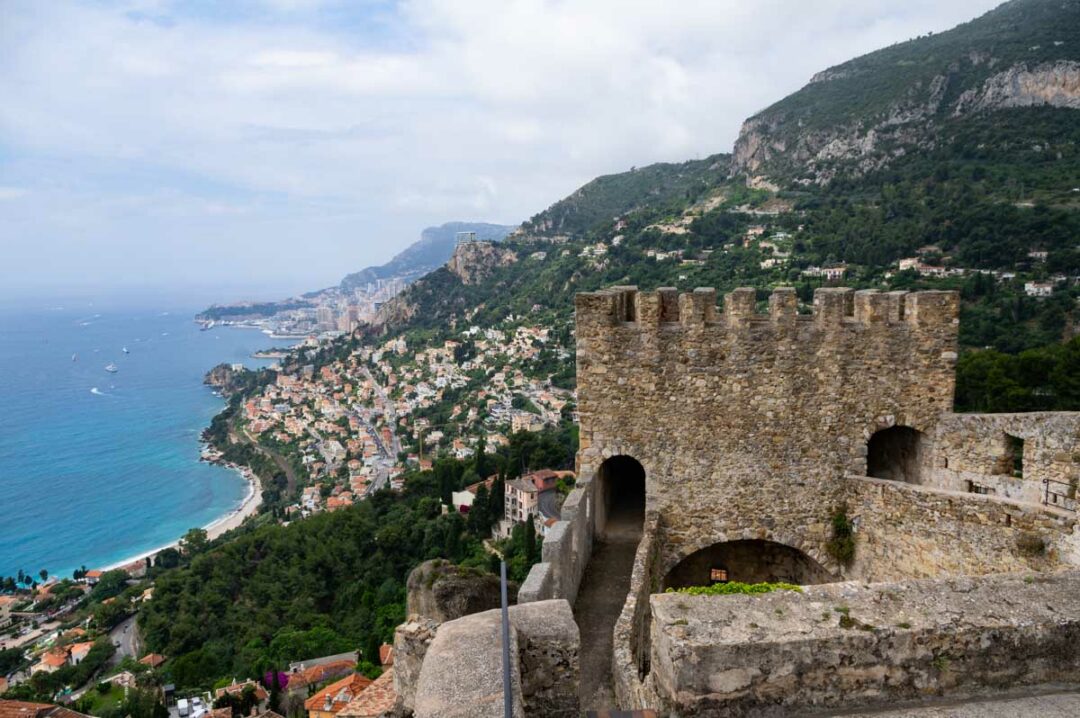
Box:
0, 0, 1005, 304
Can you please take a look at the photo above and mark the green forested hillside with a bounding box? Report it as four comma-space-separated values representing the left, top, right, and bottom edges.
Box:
759, 0, 1079, 132
520, 154, 728, 237
137, 425, 575, 689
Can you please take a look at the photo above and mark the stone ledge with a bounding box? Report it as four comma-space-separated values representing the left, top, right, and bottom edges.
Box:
414, 599, 579, 718
650, 571, 1080, 716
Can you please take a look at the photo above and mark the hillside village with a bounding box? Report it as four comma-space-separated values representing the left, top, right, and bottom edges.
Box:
4, 0, 1080, 715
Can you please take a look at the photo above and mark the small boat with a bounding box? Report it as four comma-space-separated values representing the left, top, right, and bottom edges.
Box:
72, 353, 77, 362
122, 346, 130, 354
104, 363, 119, 373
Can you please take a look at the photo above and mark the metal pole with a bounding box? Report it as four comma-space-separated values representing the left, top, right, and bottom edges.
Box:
500, 560, 513, 718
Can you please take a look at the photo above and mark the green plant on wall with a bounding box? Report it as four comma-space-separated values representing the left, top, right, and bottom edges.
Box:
664, 581, 803, 596
827, 505, 856, 566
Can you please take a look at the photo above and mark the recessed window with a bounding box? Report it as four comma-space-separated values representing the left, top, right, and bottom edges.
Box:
1006, 435, 1024, 479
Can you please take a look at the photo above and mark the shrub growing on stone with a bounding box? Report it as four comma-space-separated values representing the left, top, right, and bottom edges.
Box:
827, 505, 856, 566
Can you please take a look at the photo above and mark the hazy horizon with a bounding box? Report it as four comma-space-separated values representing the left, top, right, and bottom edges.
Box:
1, 0, 1006, 302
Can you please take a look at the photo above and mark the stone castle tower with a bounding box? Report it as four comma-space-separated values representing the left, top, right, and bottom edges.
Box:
575, 285, 959, 577
401, 285, 1080, 718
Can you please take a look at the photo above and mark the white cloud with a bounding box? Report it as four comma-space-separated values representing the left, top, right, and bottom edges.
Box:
0, 0, 1004, 295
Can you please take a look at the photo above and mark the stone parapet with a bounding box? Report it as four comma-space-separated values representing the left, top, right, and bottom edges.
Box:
649, 571, 1080, 716
847, 475, 1078, 581
413, 600, 579, 718
520, 483, 593, 605
611, 514, 662, 710
575, 285, 959, 331
393, 616, 440, 714
927, 411, 1080, 506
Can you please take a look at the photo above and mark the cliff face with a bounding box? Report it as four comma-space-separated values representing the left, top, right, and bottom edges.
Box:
446, 241, 517, 285
954, 60, 1080, 114
733, 60, 1080, 184
729, 0, 1080, 184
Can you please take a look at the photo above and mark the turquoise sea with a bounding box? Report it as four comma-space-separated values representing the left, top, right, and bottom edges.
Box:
0, 300, 285, 580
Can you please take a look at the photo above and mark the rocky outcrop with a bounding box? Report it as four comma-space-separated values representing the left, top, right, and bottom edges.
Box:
204, 363, 251, 397
373, 293, 419, 330
447, 241, 517, 286
731, 59, 1080, 185
954, 61, 1080, 115
405, 560, 517, 624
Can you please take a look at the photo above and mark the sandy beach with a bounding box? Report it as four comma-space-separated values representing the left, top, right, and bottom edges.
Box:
100, 465, 262, 572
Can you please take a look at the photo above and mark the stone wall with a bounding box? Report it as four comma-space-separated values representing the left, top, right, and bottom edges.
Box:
519, 483, 593, 604
649, 571, 1080, 716
611, 514, 662, 710
393, 617, 439, 715
412, 600, 579, 718
926, 412, 1080, 506
575, 286, 959, 578
846, 475, 1078, 581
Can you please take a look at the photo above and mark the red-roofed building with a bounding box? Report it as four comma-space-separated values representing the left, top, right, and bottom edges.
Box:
304, 674, 372, 718
0, 702, 92, 718
214, 680, 269, 711
68, 642, 94, 665
286, 659, 356, 696
31, 649, 68, 674
139, 653, 166, 669
336, 670, 396, 718
378, 644, 393, 667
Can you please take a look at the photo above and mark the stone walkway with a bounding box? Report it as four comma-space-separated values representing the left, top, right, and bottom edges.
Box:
573, 509, 643, 712
828, 687, 1080, 717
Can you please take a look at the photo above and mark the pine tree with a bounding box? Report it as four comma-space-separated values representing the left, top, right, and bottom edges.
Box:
524, 515, 537, 564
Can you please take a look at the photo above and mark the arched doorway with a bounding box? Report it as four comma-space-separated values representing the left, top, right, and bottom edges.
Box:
663, 539, 835, 591
594, 455, 646, 541
867, 426, 927, 484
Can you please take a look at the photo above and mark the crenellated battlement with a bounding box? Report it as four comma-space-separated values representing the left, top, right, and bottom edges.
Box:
576, 285, 959, 331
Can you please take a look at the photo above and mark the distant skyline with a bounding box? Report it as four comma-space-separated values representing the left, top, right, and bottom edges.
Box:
1, 0, 1004, 303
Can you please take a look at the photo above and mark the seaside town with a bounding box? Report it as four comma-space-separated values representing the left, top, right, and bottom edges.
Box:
0, 297, 579, 716
7, 1, 1080, 716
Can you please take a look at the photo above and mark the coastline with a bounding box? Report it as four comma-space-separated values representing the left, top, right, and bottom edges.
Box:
99, 463, 262, 572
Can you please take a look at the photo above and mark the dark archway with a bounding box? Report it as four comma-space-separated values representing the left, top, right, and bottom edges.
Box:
595, 455, 646, 541
663, 539, 836, 591
867, 426, 927, 484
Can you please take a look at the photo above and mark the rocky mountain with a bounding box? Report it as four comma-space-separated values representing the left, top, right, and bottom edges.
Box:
732, 0, 1080, 184
339, 222, 517, 290
198, 221, 515, 321
366, 0, 1079, 358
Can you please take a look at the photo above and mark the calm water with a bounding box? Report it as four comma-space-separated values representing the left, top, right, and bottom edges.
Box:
0, 301, 284, 579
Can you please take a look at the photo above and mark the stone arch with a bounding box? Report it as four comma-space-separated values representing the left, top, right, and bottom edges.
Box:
867, 425, 928, 484
594, 454, 646, 540
662, 538, 836, 591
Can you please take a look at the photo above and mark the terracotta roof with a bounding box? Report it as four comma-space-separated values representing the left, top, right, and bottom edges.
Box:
290, 659, 355, 689
337, 669, 396, 718
139, 653, 166, 668
0, 703, 91, 718
40, 650, 68, 667
378, 644, 393, 667
42, 709, 91, 718
0, 701, 55, 718
303, 674, 372, 714
214, 680, 268, 702
209, 708, 231, 718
